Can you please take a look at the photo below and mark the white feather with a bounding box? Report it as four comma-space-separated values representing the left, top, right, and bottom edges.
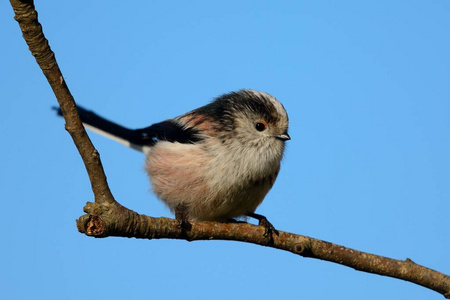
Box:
83, 123, 149, 154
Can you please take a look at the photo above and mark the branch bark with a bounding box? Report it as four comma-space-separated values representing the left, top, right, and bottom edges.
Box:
10, 0, 450, 298
10, 0, 114, 205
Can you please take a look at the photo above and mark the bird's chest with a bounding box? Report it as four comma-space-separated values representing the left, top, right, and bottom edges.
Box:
205, 141, 280, 193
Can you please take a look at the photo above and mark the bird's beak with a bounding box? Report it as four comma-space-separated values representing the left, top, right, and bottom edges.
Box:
275, 132, 291, 141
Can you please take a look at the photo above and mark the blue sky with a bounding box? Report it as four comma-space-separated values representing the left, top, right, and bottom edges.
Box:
2, 1, 449, 299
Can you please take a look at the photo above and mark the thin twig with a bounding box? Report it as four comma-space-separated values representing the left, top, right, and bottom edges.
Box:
10, 0, 114, 205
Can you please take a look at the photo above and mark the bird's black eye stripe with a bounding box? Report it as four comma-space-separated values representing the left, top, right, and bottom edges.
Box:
255, 121, 267, 132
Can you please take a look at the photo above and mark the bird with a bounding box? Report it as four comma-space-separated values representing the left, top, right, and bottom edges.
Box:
55, 89, 290, 235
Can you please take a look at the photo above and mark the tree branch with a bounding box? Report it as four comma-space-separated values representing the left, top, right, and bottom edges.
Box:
10, 0, 450, 298
10, 0, 114, 205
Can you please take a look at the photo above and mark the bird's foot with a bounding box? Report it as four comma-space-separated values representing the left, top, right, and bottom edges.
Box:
246, 212, 279, 237
175, 204, 192, 233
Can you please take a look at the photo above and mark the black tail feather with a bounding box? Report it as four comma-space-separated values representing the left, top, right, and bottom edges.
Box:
53, 105, 203, 147
53, 105, 148, 146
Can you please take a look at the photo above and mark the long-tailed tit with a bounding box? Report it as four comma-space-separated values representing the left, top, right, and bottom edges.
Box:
56, 90, 290, 234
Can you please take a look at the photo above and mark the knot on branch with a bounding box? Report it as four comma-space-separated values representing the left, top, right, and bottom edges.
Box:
84, 215, 106, 236
76, 201, 161, 239
76, 202, 110, 237
294, 242, 313, 257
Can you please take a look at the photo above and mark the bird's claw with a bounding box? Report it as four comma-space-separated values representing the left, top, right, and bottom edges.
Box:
175, 204, 192, 232
246, 212, 279, 238
259, 216, 279, 237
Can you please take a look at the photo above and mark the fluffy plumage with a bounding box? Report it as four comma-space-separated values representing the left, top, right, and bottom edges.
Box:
56, 90, 290, 222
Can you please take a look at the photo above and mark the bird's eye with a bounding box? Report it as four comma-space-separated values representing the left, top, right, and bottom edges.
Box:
255, 121, 267, 132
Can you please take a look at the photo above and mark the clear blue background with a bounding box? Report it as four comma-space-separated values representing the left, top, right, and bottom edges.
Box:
2, 1, 449, 299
